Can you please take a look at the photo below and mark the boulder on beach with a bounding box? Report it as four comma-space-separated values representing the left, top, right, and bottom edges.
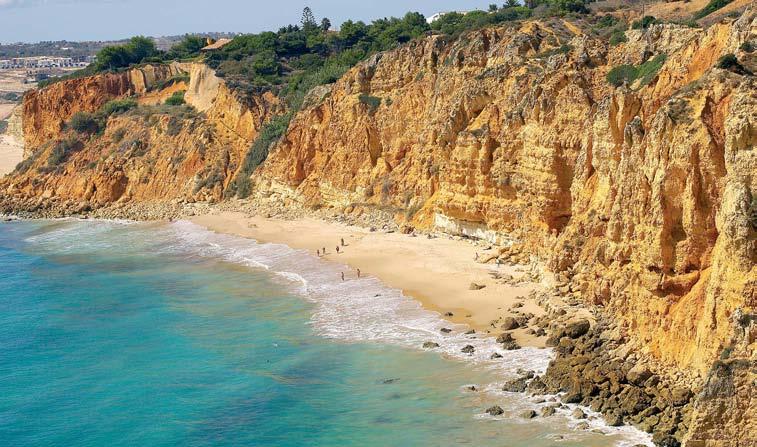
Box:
565, 319, 591, 338
440, 328, 452, 333
501, 317, 520, 330
520, 409, 537, 419
571, 408, 586, 419
626, 364, 653, 385
461, 345, 475, 354
469, 282, 486, 290
422, 341, 440, 349
486, 405, 504, 416
502, 340, 521, 350
542, 406, 556, 417
502, 376, 531, 393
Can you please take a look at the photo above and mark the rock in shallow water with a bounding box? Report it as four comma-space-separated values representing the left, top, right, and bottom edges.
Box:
486, 405, 504, 416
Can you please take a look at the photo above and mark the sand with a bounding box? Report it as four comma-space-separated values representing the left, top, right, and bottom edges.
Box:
0, 104, 23, 177
0, 134, 23, 177
0, 103, 15, 121
191, 211, 550, 348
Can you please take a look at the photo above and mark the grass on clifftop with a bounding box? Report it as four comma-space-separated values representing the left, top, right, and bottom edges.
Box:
607, 54, 668, 88
694, 0, 734, 20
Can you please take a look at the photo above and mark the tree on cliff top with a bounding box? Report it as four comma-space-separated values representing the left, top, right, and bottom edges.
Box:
95, 36, 159, 71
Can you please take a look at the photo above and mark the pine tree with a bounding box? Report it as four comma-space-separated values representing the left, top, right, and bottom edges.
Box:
301, 7, 317, 32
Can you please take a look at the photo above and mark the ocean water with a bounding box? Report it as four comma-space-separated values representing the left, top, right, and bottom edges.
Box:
0, 219, 652, 447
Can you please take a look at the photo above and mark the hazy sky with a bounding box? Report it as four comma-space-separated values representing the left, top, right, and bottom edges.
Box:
0, 0, 502, 43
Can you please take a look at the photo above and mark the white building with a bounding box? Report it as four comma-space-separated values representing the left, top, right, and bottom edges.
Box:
0, 56, 78, 69
426, 10, 471, 24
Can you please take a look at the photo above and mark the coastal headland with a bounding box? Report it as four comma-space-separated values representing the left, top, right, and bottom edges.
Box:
0, 2, 754, 445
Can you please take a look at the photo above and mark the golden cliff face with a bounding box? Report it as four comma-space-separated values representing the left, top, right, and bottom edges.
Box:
256, 14, 756, 375
22, 64, 182, 148
3, 63, 281, 207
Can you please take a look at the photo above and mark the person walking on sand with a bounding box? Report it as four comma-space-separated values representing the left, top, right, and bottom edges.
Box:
323, 247, 326, 255
341, 238, 345, 246
336, 246, 340, 254
341, 272, 345, 281
317, 249, 320, 257
357, 268, 361, 278
475, 252, 479, 261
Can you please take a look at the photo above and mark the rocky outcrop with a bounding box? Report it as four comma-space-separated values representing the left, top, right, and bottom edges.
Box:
537, 316, 696, 445
2, 63, 282, 211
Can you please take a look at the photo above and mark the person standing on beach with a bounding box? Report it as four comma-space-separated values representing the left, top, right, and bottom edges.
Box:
341, 272, 345, 281
317, 249, 320, 257
336, 246, 340, 254
357, 268, 361, 278
323, 247, 326, 255
341, 238, 345, 246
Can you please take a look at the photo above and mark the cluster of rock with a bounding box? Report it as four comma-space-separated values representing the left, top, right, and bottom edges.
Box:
529, 317, 695, 446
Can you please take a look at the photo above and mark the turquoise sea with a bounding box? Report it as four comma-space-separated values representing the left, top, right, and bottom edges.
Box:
0, 219, 651, 446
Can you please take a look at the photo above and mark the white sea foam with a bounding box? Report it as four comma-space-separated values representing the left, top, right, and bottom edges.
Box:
163, 220, 653, 446
26, 218, 652, 446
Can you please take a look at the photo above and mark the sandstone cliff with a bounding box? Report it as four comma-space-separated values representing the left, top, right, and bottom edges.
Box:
255, 13, 755, 377
3, 63, 281, 207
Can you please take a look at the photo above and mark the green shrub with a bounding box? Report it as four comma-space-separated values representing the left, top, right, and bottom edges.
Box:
111, 128, 127, 143
606, 65, 638, 87
716, 53, 742, 70
609, 30, 627, 46
606, 54, 667, 88
636, 54, 668, 86
46, 136, 80, 167
101, 98, 137, 116
537, 44, 573, 58
631, 16, 660, 29
194, 168, 225, 193
166, 116, 183, 136
165, 91, 186, 106
595, 14, 618, 29
694, 0, 734, 20
358, 94, 382, 112
68, 112, 101, 134
95, 36, 159, 71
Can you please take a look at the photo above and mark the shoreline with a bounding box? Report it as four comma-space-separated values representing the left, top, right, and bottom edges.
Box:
190, 211, 554, 348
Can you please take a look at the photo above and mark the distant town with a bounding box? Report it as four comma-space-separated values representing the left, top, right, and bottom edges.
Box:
0, 56, 94, 70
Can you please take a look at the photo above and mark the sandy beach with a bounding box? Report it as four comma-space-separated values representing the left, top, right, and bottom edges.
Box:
0, 104, 23, 177
191, 211, 551, 348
